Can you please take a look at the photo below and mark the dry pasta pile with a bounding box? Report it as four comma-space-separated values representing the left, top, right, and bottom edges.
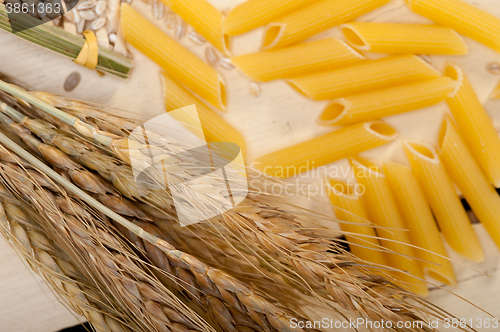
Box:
116, 0, 500, 300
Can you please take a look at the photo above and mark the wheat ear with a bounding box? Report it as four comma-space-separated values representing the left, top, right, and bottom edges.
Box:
0, 103, 318, 332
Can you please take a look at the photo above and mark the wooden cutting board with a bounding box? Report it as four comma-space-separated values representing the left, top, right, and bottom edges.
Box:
1, 0, 500, 330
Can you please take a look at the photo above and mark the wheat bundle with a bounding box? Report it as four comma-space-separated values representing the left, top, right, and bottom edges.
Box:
0, 78, 475, 332
0, 101, 316, 331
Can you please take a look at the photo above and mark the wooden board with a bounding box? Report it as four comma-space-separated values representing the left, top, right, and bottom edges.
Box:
1, 0, 500, 331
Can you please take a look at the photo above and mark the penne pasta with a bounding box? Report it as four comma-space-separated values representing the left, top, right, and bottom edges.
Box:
383, 161, 456, 286
341, 23, 468, 55
318, 77, 457, 126
403, 140, 484, 262
288, 55, 440, 101
327, 179, 388, 267
262, 0, 390, 50
405, 0, 500, 53
491, 81, 500, 99
160, 73, 247, 158
223, 0, 316, 36
254, 121, 398, 178
351, 157, 428, 296
443, 63, 500, 187
438, 117, 500, 250
231, 38, 365, 82
160, 0, 230, 54
120, 4, 227, 111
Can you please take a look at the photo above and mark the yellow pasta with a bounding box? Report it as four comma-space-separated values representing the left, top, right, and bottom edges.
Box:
121, 4, 226, 111
383, 161, 456, 286
403, 140, 484, 262
405, 0, 500, 53
438, 117, 500, 250
231, 38, 365, 82
223, 0, 316, 36
288, 55, 440, 101
491, 81, 500, 99
341, 23, 468, 55
262, 0, 390, 50
327, 179, 388, 267
351, 157, 428, 296
160, 73, 247, 158
254, 121, 398, 178
443, 63, 500, 187
318, 77, 457, 126
160, 0, 230, 54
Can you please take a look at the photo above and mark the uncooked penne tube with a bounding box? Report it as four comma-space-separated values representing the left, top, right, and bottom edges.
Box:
231, 38, 365, 82
403, 140, 484, 262
405, 0, 500, 53
121, 4, 227, 111
160, 73, 247, 158
253, 121, 398, 178
318, 77, 457, 126
289, 55, 440, 101
351, 157, 428, 296
160, 0, 230, 55
223, 0, 316, 36
383, 161, 456, 286
341, 23, 468, 55
262, 0, 390, 50
327, 179, 388, 268
438, 117, 500, 250
443, 63, 500, 187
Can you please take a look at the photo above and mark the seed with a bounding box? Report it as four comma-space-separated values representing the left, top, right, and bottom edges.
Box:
487, 62, 500, 75
91, 17, 106, 30
152, 0, 164, 20
73, 9, 82, 24
63, 11, 75, 23
64, 72, 81, 92
76, 19, 85, 34
249, 81, 261, 97
94, 0, 106, 15
164, 11, 178, 30
109, 33, 117, 43
205, 47, 219, 67
418, 54, 432, 64
175, 20, 187, 40
52, 17, 61, 26
218, 57, 235, 70
79, 9, 98, 21
77, 0, 94, 10
188, 30, 206, 45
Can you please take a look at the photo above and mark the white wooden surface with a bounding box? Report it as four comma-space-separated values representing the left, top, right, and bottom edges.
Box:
1, 0, 500, 331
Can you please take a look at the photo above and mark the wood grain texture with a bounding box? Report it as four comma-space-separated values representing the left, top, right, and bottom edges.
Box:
0, 0, 500, 331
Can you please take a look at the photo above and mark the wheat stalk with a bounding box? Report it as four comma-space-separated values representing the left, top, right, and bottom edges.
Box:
0, 81, 476, 331
0, 113, 318, 332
